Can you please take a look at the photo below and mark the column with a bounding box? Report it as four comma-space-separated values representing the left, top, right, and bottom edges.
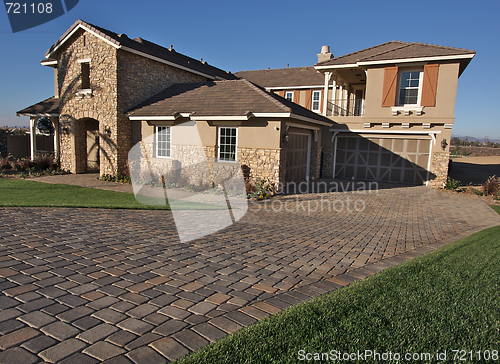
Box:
322, 72, 332, 116
51, 117, 60, 163
30, 117, 39, 161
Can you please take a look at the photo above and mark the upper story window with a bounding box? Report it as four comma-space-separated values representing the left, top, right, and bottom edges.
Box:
398, 71, 422, 105
77, 58, 91, 90
285, 91, 293, 102
156, 126, 171, 158
218, 127, 237, 162
312, 90, 321, 112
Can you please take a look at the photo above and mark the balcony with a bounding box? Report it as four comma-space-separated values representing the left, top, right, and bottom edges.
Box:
327, 99, 365, 117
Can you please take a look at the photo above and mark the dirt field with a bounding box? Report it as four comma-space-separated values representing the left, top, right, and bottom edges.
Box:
452, 146, 500, 157
449, 156, 500, 185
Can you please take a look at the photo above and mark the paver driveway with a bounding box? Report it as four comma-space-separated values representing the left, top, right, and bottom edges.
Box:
0, 186, 499, 363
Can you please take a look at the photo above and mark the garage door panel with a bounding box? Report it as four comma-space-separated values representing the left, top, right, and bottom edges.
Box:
335, 136, 430, 185
286, 133, 310, 183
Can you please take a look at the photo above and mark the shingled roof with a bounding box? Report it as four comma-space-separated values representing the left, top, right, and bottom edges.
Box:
235, 67, 324, 88
127, 79, 332, 125
44, 20, 237, 81
16, 97, 60, 117
316, 41, 476, 69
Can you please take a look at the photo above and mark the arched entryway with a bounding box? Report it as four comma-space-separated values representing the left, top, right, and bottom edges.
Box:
85, 119, 99, 172
75, 118, 100, 173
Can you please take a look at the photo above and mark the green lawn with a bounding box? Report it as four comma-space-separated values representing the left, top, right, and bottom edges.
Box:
491, 204, 500, 215
175, 212, 500, 363
0, 178, 219, 210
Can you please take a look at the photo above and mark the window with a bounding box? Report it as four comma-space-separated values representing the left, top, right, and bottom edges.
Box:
218, 127, 237, 162
80, 62, 90, 89
312, 91, 321, 112
156, 126, 171, 158
398, 71, 422, 105
285, 91, 293, 102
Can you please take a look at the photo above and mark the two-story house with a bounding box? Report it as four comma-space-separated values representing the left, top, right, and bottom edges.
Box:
239, 43, 475, 187
17, 20, 474, 188
17, 20, 333, 188
315, 42, 475, 187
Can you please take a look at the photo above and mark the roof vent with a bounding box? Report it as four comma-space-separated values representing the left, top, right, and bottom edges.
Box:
117, 34, 129, 39
317, 45, 333, 63
134, 37, 143, 43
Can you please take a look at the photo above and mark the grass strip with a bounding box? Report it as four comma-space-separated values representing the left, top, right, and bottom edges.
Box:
175, 223, 500, 364
0, 178, 220, 210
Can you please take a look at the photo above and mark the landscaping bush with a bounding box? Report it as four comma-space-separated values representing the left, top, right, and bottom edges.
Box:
445, 177, 461, 190
249, 179, 274, 200
483, 175, 500, 196
0, 155, 12, 169
33, 153, 56, 171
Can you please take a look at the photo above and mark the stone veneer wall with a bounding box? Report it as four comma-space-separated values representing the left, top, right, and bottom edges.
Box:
428, 151, 450, 187
321, 147, 334, 178
56, 29, 210, 175
58, 29, 119, 174
309, 147, 322, 180
133, 143, 283, 190
116, 50, 206, 175
238, 148, 282, 187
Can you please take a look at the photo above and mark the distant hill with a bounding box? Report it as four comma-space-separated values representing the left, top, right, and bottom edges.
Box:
452, 136, 500, 143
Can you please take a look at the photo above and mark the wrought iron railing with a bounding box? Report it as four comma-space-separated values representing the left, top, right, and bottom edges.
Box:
327, 99, 365, 117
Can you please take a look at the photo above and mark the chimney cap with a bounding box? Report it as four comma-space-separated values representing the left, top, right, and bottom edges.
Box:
321, 45, 330, 54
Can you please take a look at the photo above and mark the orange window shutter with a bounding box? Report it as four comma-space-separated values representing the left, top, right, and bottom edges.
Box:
294, 90, 300, 104
319, 90, 323, 113
305, 90, 312, 109
381, 66, 398, 107
421, 64, 439, 107
278, 90, 285, 98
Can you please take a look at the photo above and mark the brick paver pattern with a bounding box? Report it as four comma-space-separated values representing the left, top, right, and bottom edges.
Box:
1, 186, 499, 363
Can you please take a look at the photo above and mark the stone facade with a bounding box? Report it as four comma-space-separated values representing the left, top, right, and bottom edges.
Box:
56, 29, 208, 176
428, 151, 450, 187
238, 148, 282, 187
321, 147, 334, 179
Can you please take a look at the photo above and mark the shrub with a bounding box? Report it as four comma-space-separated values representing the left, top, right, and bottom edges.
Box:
483, 176, 500, 196
0, 155, 12, 169
33, 153, 56, 171
466, 184, 483, 196
13, 158, 33, 171
445, 177, 461, 190
249, 179, 274, 200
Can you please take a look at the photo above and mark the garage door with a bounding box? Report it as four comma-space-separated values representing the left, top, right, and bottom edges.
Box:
286, 132, 311, 183
334, 136, 430, 185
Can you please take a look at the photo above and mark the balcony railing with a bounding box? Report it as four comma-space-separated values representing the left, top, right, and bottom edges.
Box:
327, 99, 365, 117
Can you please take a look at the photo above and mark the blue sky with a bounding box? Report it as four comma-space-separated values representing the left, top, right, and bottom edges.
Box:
1, 0, 499, 138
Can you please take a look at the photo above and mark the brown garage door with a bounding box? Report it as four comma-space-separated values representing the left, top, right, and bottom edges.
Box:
335, 136, 430, 185
286, 132, 311, 183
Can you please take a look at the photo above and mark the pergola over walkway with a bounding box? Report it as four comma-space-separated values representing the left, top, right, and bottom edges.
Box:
16, 96, 60, 161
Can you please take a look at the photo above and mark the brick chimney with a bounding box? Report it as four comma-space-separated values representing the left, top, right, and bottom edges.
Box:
317, 45, 333, 63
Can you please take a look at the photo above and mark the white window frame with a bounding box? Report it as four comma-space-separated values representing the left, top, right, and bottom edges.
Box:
397, 70, 423, 106
285, 91, 294, 102
155, 126, 171, 158
218, 127, 238, 162
312, 90, 321, 112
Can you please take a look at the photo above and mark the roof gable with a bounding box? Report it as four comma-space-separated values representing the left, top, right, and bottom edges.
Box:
126, 79, 333, 125
235, 67, 324, 88
45, 20, 237, 81
316, 41, 476, 67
